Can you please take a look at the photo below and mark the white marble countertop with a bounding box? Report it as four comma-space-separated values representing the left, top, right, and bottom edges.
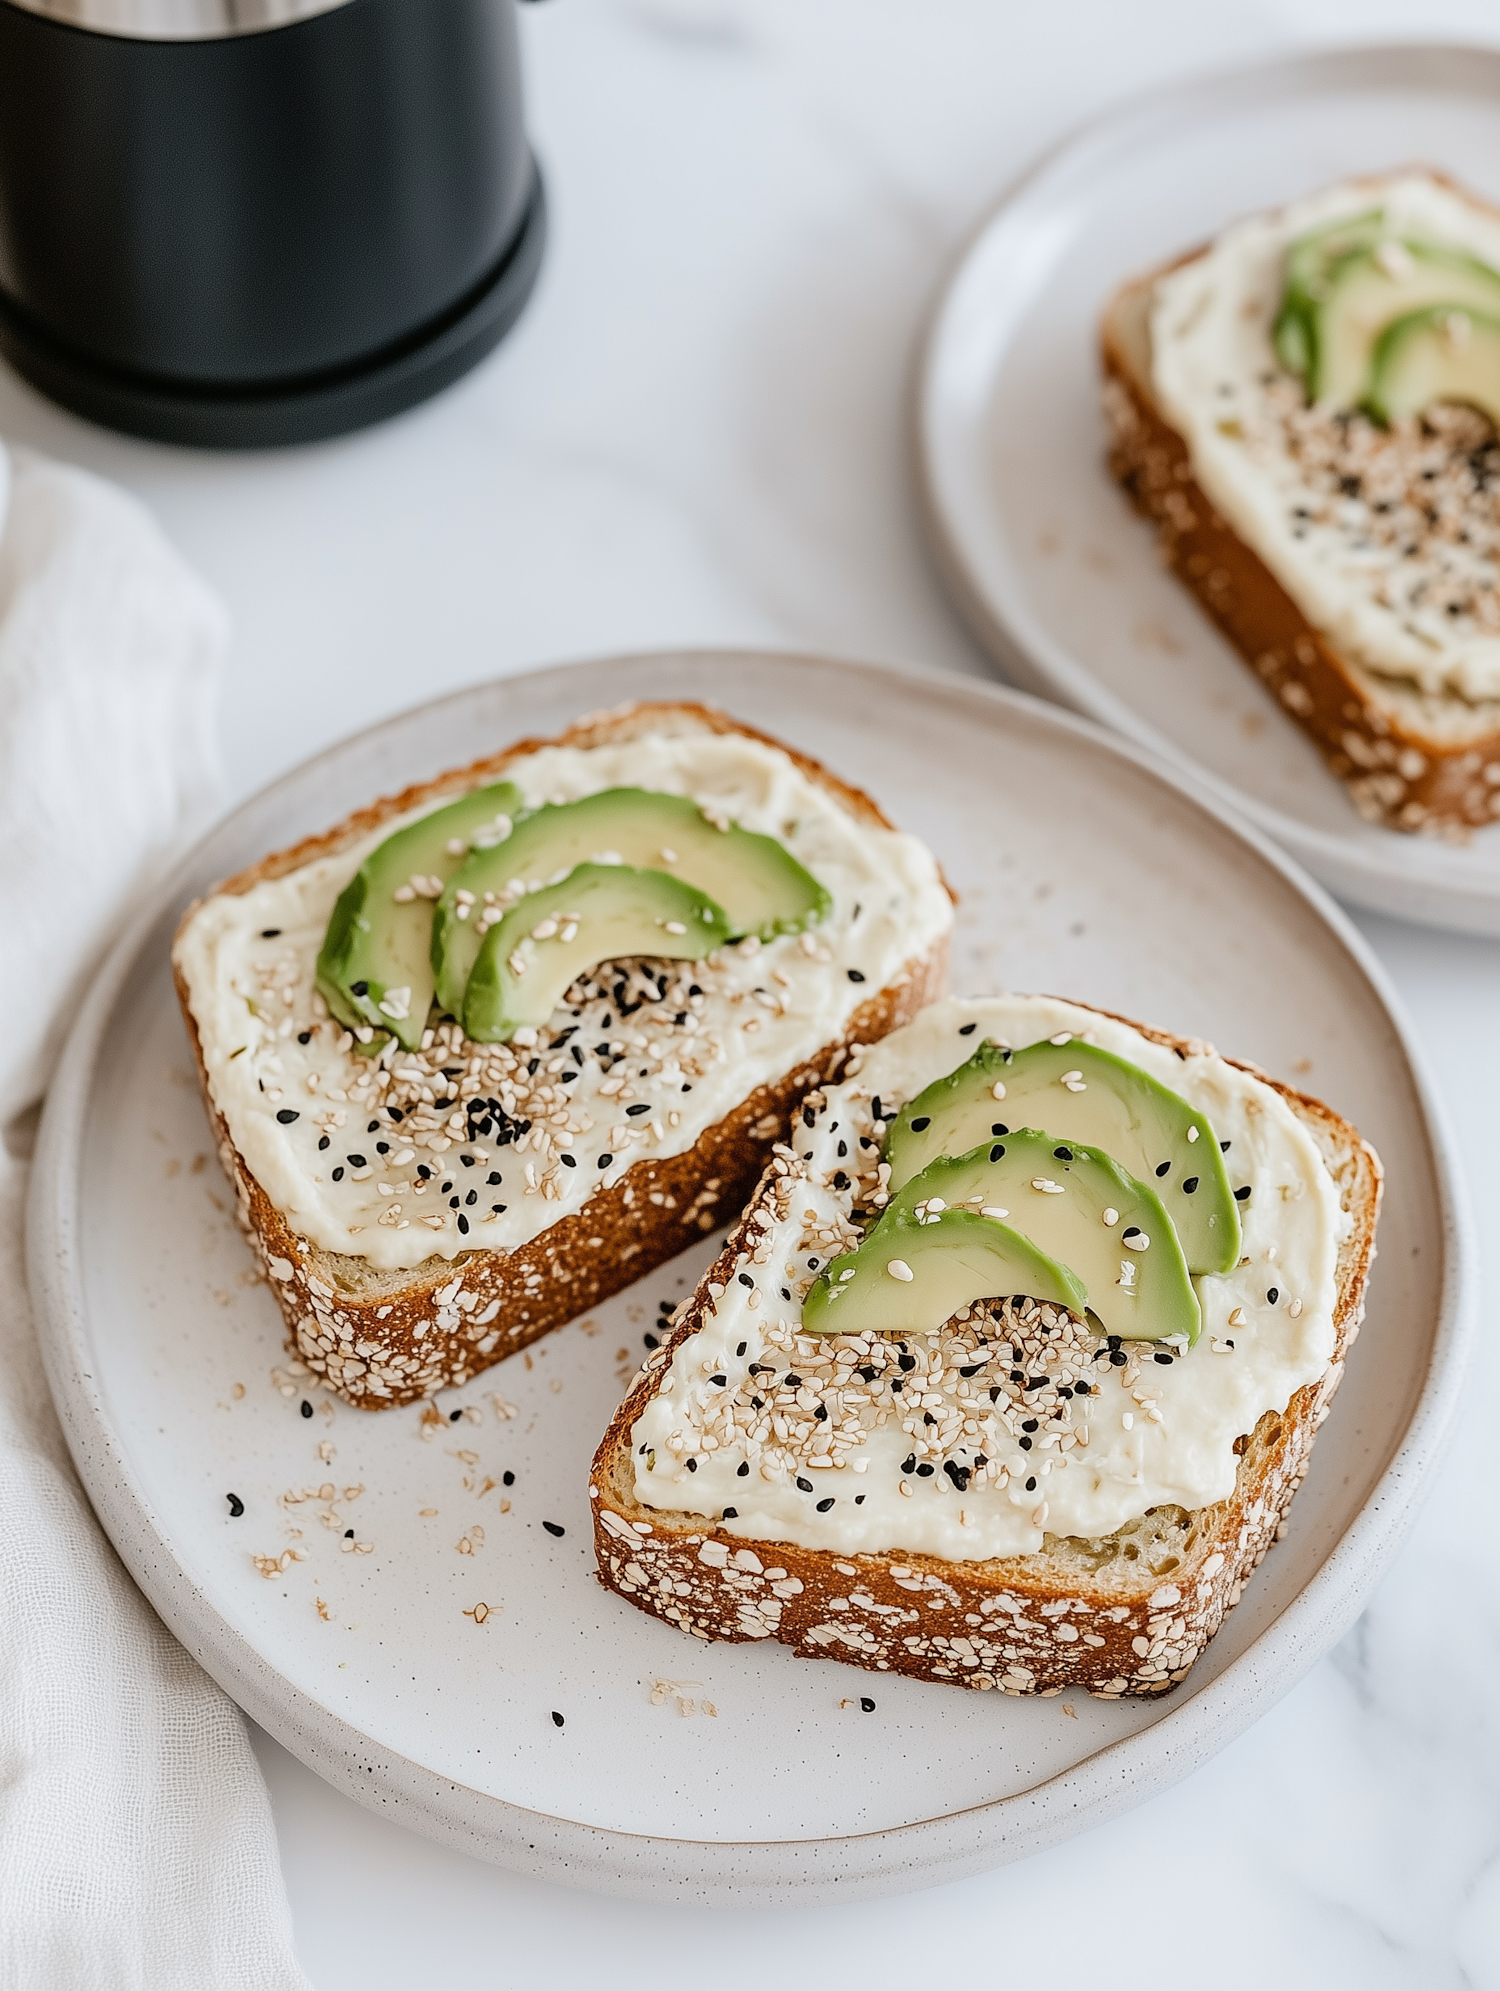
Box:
6, 0, 1499, 1981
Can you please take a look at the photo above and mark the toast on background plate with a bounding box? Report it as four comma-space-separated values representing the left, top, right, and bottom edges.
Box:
1104, 168, 1500, 836
173, 702, 953, 1410
592, 994, 1380, 1699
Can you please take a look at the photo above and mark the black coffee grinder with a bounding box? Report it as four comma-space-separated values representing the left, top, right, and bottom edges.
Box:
0, 0, 545, 447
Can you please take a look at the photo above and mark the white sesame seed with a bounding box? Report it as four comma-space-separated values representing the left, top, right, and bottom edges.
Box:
1102, 1207, 1119, 1226
886, 1260, 914, 1282
990, 1080, 1006, 1100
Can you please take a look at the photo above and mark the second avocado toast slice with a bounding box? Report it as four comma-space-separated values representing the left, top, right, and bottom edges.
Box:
592, 993, 1380, 1699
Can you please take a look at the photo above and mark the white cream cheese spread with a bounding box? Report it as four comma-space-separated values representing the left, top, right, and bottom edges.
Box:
174, 730, 952, 1275
630, 995, 1346, 1561
1151, 173, 1500, 699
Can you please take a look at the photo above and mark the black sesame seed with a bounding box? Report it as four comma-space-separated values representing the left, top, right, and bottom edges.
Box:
347, 1154, 366, 1168
1075, 1381, 1091, 1395
491, 1203, 507, 1214
1021, 1418, 1039, 1431
297, 1031, 312, 1045
898, 1353, 916, 1372
543, 1521, 565, 1537
722, 1507, 738, 1519
990, 1143, 1006, 1162
1018, 1436, 1032, 1451
1182, 1176, 1199, 1193
784, 1373, 803, 1387
461, 1153, 475, 1166
1268, 1287, 1279, 1305
1221, 1139, 1231, 1151
847, 969, 866, 983
1234, 1185, 1251, 1201
1154, 1351, 1174, 1365
344, 1528, 354, 1539
560, 1154, 576, 1167
260, 928, 281, 938
551, 1712, 564, 1728
816, 1496, 835, 1512
796, 1477, 814, 1493
457, 1214, 469, 1234
1025, 1476, 1037, 1491
503, 1471, 515, 1486
331, 1167, 344, 1181
958, 1022, 977, 1036
911, 1115, 931, 1132
449, 1196, 460, 1209
992, 1123, 1009, 1137
643, 1332, 659, 1349
959, 1363, 982, 1377
487, 1171, 502, 1186
318, 1136, 330, 1151
832, 1171, 850, 1190
417, 1164, 431, 1179
465, 1189, 477, 1206
736, 1341, 747, 1357
814, 1403, 828, 1422
377, 1141, 391, 1155
836, 1139, 847, 1158
737, 1461, 749, 1477
1155, 1160, 1170, 1177
367, 1120, 380, 1134
871, 1097, 884, 1122
1110, 1350, 1127, 1366
450, 1409, 462, 1423
276, 1108, 299, 1124
626, 1103, 650, 1117
738, 1272, 753, 1288
685, 1458, 697, 1471
300, 1400, 313, 1418
1053, 1145, 1073, 1161
860, 1696, 876, 1711
711, 1375, 727, 1387
226, 1493, 244, 1517
802, 1107, 816, 1129
901, 1454, 916, 1473
916, 1462, 934, 1478
598, 1154, 612, 1169
349, 981, 366, 996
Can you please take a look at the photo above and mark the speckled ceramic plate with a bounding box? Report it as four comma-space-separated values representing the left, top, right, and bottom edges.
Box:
919, 41, 1500, 937
28, 650, 1472, 1903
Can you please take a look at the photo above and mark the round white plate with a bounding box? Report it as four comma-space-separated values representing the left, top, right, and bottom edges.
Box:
920, 41, 1500, 938
28, 650, 1472, 1903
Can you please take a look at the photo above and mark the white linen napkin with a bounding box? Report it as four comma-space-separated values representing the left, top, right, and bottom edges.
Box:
0, 443, 311, 1990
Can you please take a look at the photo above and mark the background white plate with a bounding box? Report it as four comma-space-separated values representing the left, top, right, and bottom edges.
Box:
28, 650, 1472, 1903
919, 41, 1500, 938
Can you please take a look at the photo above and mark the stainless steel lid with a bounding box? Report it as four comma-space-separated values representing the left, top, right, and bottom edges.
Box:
3, 0, 356, 38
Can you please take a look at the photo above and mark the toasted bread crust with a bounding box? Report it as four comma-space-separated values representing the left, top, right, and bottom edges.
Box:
1102, 268, 1500, 836
589, 1004, 1381, 1699
173, 702, 952, 1411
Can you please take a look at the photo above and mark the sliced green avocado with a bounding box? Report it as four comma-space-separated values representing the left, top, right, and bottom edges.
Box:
1366, 302, 1500, 427
802, 1209, 1087, 1338
315, 780, 522, 1051
884, 1036, 1239, 1277
1273, 208, 1385, 380
462, 862, 733, 1043
432, 788, 830, 1020
1309, 240, 1500, 408
871, 1129, 1200, 1343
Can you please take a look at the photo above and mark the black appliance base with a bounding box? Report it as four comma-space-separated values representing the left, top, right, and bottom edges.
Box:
0, 165, 546, 450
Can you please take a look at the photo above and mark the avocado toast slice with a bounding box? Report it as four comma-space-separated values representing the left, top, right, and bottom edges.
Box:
591, 994, 1380, 1699
172, 702, 953, 1410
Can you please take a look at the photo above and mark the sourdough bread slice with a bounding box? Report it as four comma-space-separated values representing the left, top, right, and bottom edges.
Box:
590, 998, 1380, 1698
173, 702, 952, 1411
1103, 225, 1500, 836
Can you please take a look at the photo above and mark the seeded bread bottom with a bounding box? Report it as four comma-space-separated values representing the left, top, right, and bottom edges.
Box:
1102, 267, 1500, 837
589, 1008, 1380, 1698
172, 701, 953, 1411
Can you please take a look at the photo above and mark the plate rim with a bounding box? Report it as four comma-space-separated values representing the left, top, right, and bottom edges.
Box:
916, 37, 1500, 937
27, 645, 1478, 1903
